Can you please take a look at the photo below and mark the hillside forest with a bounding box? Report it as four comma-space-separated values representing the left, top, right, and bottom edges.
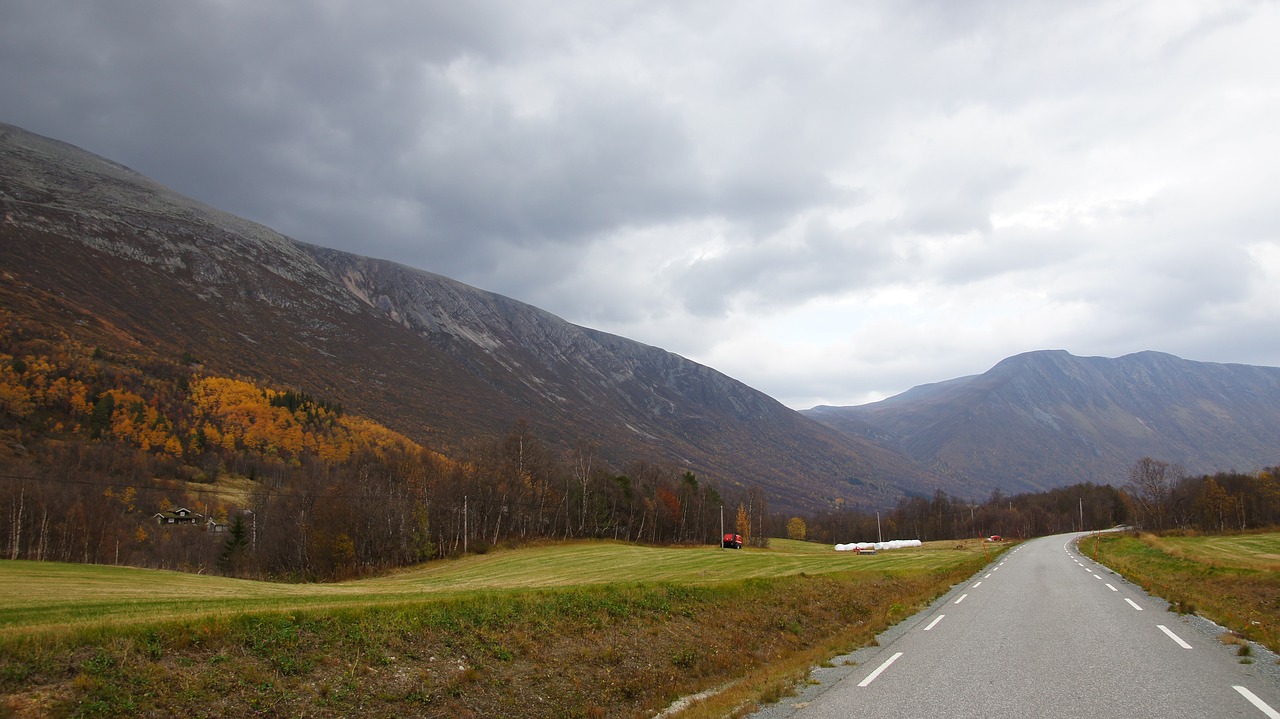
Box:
0, 312, 760, 579
2, 311, 1278, 581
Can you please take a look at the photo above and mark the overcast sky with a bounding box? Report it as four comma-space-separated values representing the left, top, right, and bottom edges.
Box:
4, 1, 1279, 409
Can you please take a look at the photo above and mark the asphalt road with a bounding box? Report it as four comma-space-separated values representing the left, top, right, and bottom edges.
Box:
747, 533, 1280, 719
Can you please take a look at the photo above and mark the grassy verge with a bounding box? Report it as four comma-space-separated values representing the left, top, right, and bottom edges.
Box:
0, 540, 995, 718
1080, 531, 1280, 653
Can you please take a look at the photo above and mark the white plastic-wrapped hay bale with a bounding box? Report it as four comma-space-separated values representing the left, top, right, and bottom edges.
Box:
835, 539, 921, 551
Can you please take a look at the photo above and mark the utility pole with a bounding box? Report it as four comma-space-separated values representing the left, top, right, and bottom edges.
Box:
1079, 497, 1084, 532
876, 510, 883, 544
463, 495, 468, 554
719, 505, 724, 550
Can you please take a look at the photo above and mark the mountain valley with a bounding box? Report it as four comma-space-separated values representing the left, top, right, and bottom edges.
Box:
3, 122, 1278, 512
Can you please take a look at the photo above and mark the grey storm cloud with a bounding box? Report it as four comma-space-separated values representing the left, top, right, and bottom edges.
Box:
3, 0, 1279, 408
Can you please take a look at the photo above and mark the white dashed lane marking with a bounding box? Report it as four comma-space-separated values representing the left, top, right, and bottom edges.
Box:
858, 652, 903, 687
1234, 686, 1280, 719
1157, 625, 1192, 649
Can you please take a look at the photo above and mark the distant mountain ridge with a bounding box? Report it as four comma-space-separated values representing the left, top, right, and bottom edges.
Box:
0, 122, 933, 512
8, 121, 1276, 508
804, 349, 1280, 494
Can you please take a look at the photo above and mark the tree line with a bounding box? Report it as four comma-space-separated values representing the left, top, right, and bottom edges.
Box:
793, 457, 1280, 546
1122, 457, 1280, 532
797, 481, 1131, 546
0, 423, 757, 580
3, 315, 1275, 582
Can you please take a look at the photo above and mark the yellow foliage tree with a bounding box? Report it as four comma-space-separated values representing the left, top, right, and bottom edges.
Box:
786, 516, 807, 541
163, 435, 184, 458
0, 364, 34, 417
0, 332, 432, 482
735, 503, 750, 546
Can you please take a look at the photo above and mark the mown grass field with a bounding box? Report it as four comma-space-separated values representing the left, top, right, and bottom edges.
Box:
0, 538, 1000, 718
1142, 533, 1280, 571
0, 538, 991, 637
1082, 531, 1280, 654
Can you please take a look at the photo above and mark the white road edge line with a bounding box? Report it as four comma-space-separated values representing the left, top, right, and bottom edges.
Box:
1124, 598, 1143, 611
859, 652, 904, 687
954, 593, 969, 605
923, 615, 945, 631
1157, 624, 1192, 649
1234, 686, 1280, 719
973, 581, 982, 588
1105, 584, 1118, 592
1092, 574, 1102, 579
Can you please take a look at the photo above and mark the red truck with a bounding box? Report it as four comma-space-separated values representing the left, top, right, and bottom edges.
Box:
722, 533, 743, 549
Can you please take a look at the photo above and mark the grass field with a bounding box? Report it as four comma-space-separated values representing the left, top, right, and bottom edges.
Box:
1142, 533, 1280, 571
0, 538, 992, 637
1082, 531, 1280, 654
0, 538, 1000, 718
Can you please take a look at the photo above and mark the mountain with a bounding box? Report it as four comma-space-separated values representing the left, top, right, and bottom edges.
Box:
804, 349, 1280, 495
0, 122, 934, 512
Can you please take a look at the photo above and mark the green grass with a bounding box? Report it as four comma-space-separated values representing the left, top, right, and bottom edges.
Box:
1143, 533, 1280, 571
0, 539, 1000, 718
0, 537, 998, 716
0, 538, 991, 636
1082, 531, 1280, 653
367, 538, 980, 589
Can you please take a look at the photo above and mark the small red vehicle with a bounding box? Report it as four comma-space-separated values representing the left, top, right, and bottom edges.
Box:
722, 533, 743, 549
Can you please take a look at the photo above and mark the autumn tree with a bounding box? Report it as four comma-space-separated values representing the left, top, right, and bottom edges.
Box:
786, 516, 807, 541
1194, 477, 1232, 532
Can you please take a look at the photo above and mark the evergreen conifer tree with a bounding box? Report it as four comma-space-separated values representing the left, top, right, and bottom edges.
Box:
218, 515, 250, 575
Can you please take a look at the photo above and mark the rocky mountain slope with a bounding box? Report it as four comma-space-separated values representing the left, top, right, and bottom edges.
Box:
805, 350, 1280, 495
0, 122, 933, 512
